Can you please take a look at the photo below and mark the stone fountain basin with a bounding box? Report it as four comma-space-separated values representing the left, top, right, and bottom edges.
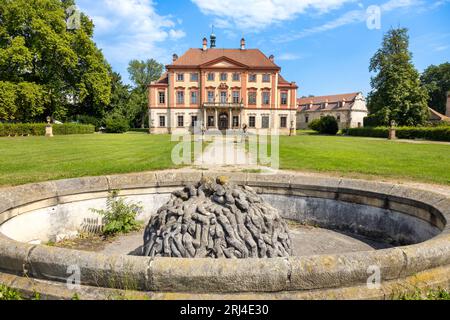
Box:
0, 171, 449, 299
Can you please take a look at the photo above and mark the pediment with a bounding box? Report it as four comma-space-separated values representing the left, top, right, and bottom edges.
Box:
200, 56, 248, 69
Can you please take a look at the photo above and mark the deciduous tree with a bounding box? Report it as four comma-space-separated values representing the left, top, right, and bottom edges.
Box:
367, 28, 428, 126
421, 62, 450, 115
0, 0, 111, 121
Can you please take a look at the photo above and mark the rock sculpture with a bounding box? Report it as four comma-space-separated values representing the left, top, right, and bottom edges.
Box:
143, 177, 292, 259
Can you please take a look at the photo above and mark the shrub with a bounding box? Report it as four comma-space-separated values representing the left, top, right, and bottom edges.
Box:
308, 116, 339, 135
346, 126, 450, 142
75, 115, 103, 131
90, 190, 143, 237
128, 128, 149, 133
0, 123, 94, 136
308, 119, 322, 132
0, 285, 22, 300
105, 114, 130, 133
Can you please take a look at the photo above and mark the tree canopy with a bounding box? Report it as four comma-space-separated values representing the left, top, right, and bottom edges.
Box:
421, 62, 450, 115
0, 0, 111, 122
127, 59, 164, 128
367, 28, 429, 126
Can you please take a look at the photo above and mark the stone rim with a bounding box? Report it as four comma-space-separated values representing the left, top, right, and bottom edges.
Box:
0, 170, 448, 294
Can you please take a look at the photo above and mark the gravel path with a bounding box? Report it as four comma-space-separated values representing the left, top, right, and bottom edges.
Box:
194, 136, 257, 167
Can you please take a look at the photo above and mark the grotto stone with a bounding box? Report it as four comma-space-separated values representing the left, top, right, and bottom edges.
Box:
143, 177, 292, 259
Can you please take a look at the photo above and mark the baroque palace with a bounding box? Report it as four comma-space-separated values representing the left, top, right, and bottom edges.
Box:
148, 34, 298, 135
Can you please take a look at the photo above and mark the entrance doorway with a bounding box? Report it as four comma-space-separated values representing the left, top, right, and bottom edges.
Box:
219, 113, 229, 130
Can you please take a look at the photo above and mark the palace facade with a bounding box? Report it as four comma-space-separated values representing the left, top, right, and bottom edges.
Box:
148, 35, 298, 135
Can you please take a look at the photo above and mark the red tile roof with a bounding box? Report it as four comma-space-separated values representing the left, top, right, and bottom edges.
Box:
298, 92, 360, 105
168, 48, 280, 69
428, 107, 450, 122
153, 73, 168, 85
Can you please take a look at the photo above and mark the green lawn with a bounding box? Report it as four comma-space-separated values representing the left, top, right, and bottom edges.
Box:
278, 135, 450, 185
0, 133, 449, 187
0, 133, 180, 186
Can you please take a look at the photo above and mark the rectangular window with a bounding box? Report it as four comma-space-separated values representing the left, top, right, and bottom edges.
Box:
159, 116, 166, 127
207, 91, 215, 103
190, 73, 199, 82
262, 74, 270, 82
191, 91, 198, 104
191, 116, 198, 127
177, 91, 184, 104
280, 116, 287, 128
337, 114, 341, 123
220, 73, 228, 81
305, 115, 309, 123
159, 92, 165, 104
233, 116, 239, 128
220, 91, 227, 103
249, 116, 256, 128
176, 73, 184, 82
281, 92, 288, 105
248, 92, 257, 105
232, 91, 240, 104
262, 91, 270, 105
207, 73, 215, 81
177, 115, 184, 127
232, 73, 240, 81
208, 116, 215, 127
262, 116, 270, 129
249, 74, 257, 82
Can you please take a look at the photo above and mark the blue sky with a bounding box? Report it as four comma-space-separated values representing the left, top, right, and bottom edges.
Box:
76, 0, 450, 96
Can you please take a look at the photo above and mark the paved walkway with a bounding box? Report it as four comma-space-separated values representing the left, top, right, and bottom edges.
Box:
194, 136, 257, 167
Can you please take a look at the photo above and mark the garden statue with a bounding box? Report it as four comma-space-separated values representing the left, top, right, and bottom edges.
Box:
45, 116, 54, 138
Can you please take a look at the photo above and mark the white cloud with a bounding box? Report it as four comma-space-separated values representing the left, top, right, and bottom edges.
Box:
277, 53, 304, 60
275, 0, 424, 42
191, 0, 355, 30
77, 0, 185, 78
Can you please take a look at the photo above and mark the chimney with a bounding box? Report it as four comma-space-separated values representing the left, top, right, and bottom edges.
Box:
240, 38, 246, 50
269, 54, 275, 62
172, 54, 178, 62
446, 91, 450, 117
202, 37, 208, 51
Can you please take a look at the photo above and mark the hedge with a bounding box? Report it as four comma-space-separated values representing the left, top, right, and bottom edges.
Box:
128, 128, 149, 133
345, 126, 450, 142
0, 123, 95, 137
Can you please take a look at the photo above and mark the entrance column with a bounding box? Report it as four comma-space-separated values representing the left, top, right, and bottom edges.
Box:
203, 108, 207, 129
215, 108, 218, 129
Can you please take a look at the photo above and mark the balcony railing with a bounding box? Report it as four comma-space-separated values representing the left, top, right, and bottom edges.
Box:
202, 101, 244, 109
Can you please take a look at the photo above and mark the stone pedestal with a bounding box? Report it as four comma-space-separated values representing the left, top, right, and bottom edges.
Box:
45, 124, 53, 137
388, 127, 396, 140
